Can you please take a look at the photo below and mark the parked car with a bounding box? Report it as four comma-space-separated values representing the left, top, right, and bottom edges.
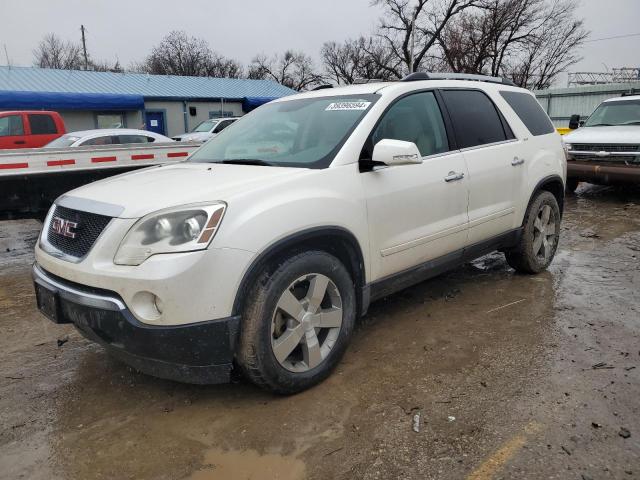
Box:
45, 129, 173, 148
563, 94, 640, 191
172, 117, 239, 142
33, 73, 566, 394
0, 111, 65, 149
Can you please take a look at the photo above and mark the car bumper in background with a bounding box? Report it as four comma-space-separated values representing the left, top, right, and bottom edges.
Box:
567, 161, 640, 185
32, 263, 240, 384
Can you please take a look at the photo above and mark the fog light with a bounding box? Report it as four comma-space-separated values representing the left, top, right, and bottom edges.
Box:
131, 291, 163, 321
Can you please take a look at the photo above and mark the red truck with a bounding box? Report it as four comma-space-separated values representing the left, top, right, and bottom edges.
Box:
0, 111, 65, 149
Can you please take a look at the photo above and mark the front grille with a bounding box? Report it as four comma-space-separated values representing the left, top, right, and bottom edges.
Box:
47, 205, 112, 258
572, 144, 639, 152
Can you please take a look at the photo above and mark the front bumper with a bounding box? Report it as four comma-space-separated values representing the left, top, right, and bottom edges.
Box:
33, 263, 240, 384
567, 161, 640, 185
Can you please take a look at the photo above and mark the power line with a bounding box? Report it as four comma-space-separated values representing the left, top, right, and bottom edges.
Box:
584, 32, 640, 43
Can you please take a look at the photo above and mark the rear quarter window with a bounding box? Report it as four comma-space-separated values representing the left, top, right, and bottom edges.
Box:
500, 91, 555, 136
28, 114, 58, 135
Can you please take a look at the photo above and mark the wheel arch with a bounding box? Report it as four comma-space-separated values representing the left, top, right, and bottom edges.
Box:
232, 226, 368, 318
528, 174, 565, 217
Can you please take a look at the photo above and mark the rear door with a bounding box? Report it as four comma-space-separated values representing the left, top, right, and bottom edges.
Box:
27, 113, 61, 148
440, 89, 520, 246
0, 113, 27, 149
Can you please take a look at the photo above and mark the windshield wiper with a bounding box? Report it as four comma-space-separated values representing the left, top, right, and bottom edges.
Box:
221, 159, 274, 166
587, 123, 614, 127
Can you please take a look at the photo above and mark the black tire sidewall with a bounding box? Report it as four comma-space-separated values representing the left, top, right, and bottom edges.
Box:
241, 251, 356, 393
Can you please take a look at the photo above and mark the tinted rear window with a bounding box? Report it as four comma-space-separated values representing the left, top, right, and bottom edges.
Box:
500, 91, 555, 136
441, 90, 508, 149
28, 114, 57, 135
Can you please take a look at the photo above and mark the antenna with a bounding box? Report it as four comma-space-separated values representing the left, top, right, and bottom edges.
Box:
3, 44, 10, 68
80, 25, 89, 70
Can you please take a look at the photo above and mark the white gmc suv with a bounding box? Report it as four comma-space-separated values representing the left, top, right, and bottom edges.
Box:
33, 73, 566, 394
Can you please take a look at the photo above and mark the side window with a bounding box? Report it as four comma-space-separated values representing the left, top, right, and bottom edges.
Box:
28, 114, 57, 135
0, 115, 24, 137
371, 91, 449, 157
500, 91, 555, 136
213, 120, 233, 133
81, 135, 114, 146
441, 90, 508, 149
118, 135, 149, 144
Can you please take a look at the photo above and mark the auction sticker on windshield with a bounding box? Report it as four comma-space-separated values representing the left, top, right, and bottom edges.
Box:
325, 101, 371, 111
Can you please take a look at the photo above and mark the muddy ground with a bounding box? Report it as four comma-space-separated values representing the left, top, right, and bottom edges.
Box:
1, 184, 639, 480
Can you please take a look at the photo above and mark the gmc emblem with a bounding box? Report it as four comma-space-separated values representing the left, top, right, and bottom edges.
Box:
51, 216, 78, 239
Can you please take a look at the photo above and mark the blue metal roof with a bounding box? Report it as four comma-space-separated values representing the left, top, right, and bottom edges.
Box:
0, 66, 295, 101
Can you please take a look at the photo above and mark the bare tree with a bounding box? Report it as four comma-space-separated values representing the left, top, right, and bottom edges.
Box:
248, 51, 323, 90
505, 1, 588, 89
438, 0, 588, 88
372, 0, 483, 77
140, 30, 243, 78
321, 37, 399, 84
33, 33, 84, 70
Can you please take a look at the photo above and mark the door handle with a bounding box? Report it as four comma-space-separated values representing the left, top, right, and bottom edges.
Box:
444, 171, 465, 182
14, 140, 26, 145
511, 157, 525, 166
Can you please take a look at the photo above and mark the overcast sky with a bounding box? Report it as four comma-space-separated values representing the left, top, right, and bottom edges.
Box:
1, 0, 639, 86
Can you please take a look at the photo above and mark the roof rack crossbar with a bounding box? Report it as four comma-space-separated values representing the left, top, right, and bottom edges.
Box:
312, 84, 334, 91
401, 72, 516, 86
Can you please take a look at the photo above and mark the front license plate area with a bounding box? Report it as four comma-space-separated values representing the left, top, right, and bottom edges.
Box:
35, 282, 62, 323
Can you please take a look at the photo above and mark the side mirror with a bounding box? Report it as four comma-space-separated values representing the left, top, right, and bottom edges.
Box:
568, 114, 581, 130
372, 139, 422, 166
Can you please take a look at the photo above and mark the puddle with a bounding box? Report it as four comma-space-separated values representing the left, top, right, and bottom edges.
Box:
189, 448, 305, 480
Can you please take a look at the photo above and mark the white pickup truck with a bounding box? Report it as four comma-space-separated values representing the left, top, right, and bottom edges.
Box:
0, 142, 199, 214
564, 94, 640, 191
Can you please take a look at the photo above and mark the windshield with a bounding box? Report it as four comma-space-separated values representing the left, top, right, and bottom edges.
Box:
584, 99, 640, 127
193, 120, 219, 133
44, 135, 80, 148
189, 95, 379, 168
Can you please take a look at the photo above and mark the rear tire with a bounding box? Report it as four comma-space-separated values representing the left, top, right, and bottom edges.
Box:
505, 191, 561, 274
237, 250, 356, 394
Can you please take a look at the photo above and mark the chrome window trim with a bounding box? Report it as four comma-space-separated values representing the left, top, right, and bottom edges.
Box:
459, 138, 519, 154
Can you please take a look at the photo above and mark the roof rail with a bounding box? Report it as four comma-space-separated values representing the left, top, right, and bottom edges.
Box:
312, 84, 333, 91
401, 72, 517, 86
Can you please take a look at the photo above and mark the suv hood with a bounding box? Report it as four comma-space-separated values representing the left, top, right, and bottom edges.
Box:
564, 126, 640, 144
61, 163, 306, 218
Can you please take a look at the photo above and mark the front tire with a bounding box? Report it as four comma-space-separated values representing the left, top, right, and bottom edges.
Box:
237, 251, 356, 394
505, 191, 561, 274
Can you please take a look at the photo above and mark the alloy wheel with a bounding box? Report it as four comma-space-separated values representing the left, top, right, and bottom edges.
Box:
270, 273, 343, 373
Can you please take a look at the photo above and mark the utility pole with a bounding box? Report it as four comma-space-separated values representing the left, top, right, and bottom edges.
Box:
408, 5, 420, 74
80, 25, 88, 70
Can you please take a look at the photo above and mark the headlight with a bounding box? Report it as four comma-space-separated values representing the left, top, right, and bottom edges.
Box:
114, 202, 226, 266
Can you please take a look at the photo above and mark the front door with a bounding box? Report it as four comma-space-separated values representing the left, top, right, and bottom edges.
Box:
145, 111, 166, 135
361, 91, 469, 280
